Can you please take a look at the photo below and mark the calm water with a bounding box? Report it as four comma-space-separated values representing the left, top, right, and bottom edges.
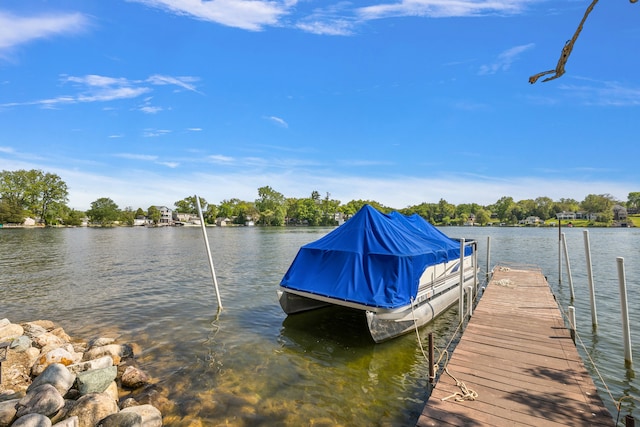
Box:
1, 225, 638, 425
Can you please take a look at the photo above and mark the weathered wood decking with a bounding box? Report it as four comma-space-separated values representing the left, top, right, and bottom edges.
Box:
417, 265, 614, 427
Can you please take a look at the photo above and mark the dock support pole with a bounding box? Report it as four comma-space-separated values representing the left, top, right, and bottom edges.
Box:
583, 230, 598, 328
467, 286, 474, 317
625, 414, 635, 427
459, 238, 465, 324
561, 233, 575, 300
568, 306, 576, 344
196, 194, 223, 311
617, 257, 633, 367
428, 333, 435, 384
486, 236, 491, 283
558, 219, 562, 284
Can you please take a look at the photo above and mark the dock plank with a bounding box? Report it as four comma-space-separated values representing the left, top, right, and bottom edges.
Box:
417, 266, 613, 426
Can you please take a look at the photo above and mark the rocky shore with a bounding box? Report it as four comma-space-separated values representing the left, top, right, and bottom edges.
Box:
0, 318, 167, 427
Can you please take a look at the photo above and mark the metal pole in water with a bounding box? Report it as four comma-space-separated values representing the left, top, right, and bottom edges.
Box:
617, 257, 633, 366
583, 230, 598, 327
561, 233, 575, 300
459, 238, 465, 324
428, 333, 435, 384
486, 236, 491, 283
568, 306, 576, 344
558, 218, 562, 284
196, 195, 223, 311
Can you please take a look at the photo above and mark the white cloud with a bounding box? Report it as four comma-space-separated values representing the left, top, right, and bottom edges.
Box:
267, 115, 288, 128
357, 0, 525, 20
478, 43, 535, 75
0, 11, 88, 54
130, 0, 294, 31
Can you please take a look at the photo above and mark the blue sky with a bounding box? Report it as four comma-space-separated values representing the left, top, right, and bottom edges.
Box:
1, 0, 638, 211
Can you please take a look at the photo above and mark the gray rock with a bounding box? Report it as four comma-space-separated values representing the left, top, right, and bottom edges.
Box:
11, 413, 52, 427
67, 356, 114, 375
97, 411, 142, 427
28, 363, 76, 396
75, 366, 117, 395
52, 416, 79, 427
120, 405, 162, 427
15, 384, 64, 418
0, 323, 24, 342
83, 344, 133, 365
0, 398, 19, 427
65, 393, 118, 427
10, 336, 32, 352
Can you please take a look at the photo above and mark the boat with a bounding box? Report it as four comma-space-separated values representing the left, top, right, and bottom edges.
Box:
277, 204, 478, 343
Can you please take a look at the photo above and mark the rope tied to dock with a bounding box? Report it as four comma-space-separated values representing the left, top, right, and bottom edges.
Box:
441, 367, 479, 402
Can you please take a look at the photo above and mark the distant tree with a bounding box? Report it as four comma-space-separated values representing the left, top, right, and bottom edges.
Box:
64, 208, 85, 226
120, 207, 136, 226
490, 196, 515, 223
0, 198, 24, 223
87, 197, 120, 225
581, 194, 616, 217
255, 186, 286, 226
135, 207, 146, 218
555, 198, 581, 213
147, 205, 161, 224
627, 192, 640, 211
204, 204, 218, 224
475, 208, 491, 225
174, 196, 207, 214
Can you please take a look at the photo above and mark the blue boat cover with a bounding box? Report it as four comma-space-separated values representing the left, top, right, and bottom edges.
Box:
280, 204, 471, 309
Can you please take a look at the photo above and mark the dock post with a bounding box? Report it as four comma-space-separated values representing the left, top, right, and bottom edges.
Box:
467, 286, 473, 317
625, 414, 635, 427
459, 238, 465, 324
561, 232, 575, 300
583, 230, 598, 328
568, 306, 576, 344
617, 257, 633, 367
558, 218, 562, 284
428, 333, 435, 384
486, 236, 491, 283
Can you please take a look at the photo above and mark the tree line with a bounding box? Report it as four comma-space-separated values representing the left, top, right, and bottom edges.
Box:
1, 169, 639, 227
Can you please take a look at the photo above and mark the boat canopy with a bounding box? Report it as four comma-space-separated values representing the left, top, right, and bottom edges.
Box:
280, 204, 472, 309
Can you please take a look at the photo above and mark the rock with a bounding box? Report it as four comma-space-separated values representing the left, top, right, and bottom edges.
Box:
87, 338, 115, 348
83, 344, 133, 365
65, 393, 118, 427
0, 320, 9, 329
27, 364, 76, 396
67, 356, 113, 375
120, 366, 150, 390
52, 416, 78, 427
20, 324, 48, 340
0, 324, 24, 342
96, 411, 141, 427
11, 413, 52, 427
15, 384, 65, 418
31, 348, 76, 376
0, 398, 19, 427
75, 367, 117, 395
9, 336, 32, 352
31, 333, 65, 351
121, 405, 162, 427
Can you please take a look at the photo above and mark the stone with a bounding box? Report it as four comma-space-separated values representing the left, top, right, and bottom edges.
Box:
9, 336, 32, 352
96, 411, 142, 427
83, 344, 133, 365
0, 398, 19, 427
11, 413, 52, 427
65, 393, 118, 427
31, 348, 76, 376
75, 366, 117, 395
67, 356, 114, 375
120, 404, 162, 427
27, 363, 76, 396
15, 384, 65, 418
120, 366, 150, 390
0, 324, 24, 342
52, 416, 79, 427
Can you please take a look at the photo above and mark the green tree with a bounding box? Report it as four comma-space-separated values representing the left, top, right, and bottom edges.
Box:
120, 207, 136, 226
0, 169, 68, 224
32, 172, 68, 225
174, 196, 207, 214
581, 194, 616, 217
255, 186, 286, 226
0, 198, 24, 223
87, 197, 120, 225
490, 196, 515, 223
627, 192, 640, 211
147, 206, 161, 224
135, 207, 146, 218
475, 208, 491, 225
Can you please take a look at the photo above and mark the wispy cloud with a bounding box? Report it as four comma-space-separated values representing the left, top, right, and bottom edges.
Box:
143, 129, 172, 137
478, 43, 535, 75
115, 153, 159, 161
1, 74, 200, 109
0, 11, 89, 57
129, 0, 294, 31
208, 154, 235, 164
267, 115, 288, 128
356, 0, 525, 20
558, 80, 640, 107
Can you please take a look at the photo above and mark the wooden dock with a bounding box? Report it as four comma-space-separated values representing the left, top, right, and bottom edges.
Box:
417, 265, 614, 426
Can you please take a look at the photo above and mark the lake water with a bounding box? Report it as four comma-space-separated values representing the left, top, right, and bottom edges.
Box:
1, 225, 638, 425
